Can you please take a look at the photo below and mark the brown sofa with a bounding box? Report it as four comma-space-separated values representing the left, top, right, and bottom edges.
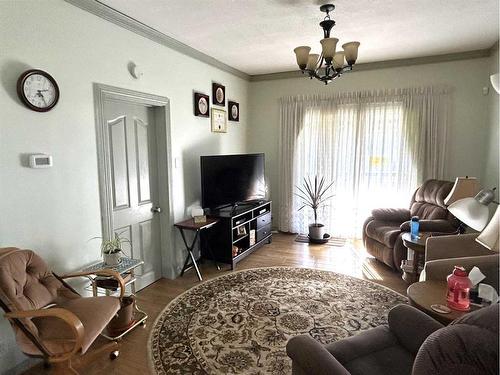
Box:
362, 179, 458, 270
286, 303, 499, 375
421, 233, 499, 291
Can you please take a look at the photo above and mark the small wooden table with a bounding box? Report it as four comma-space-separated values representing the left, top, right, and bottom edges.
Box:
174, 217, 220, 281
401, 232, 428, 284
407, 281, 478, 325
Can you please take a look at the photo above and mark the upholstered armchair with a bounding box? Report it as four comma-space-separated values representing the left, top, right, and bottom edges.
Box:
0, 247, 125, 374
286, 303, 499, 375
363, 179, 458, 270
421, 233, 499, 291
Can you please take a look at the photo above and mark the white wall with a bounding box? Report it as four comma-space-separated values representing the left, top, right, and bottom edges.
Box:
0, 1, 248, 371
483, 47, 499, 192
248, 57, 498, 226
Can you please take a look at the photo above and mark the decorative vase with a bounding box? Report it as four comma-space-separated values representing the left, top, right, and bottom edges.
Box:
309, 223, 325, 240
104, 251, 121, 266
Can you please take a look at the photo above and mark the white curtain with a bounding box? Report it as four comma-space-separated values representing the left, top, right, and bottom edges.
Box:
278, 87, 450, 238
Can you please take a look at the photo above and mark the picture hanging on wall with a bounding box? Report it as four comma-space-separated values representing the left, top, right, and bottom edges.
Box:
212, 82, 225, 106
211, 108, 227, 133
228, 101, 239, 122
194, 92, 209, 117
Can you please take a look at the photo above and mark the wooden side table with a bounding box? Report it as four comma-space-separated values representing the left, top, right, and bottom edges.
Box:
174, 217, 221, 281
401, 232, 428, 284
407, 281, 478, 325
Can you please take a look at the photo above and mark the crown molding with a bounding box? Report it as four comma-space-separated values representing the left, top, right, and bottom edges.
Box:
249, 48, 493, 82
64, 0, 250, 80
64, 0, 497, 84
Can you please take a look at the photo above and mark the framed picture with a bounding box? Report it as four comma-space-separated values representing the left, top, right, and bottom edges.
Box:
194, 92, 209, 117
228, 101, 239, 121
212, 82, 225, 106
211, 108, 227, 133
237, 226, 247, 236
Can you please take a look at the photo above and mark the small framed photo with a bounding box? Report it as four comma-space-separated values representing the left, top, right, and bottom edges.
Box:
237, 226, 247, 236
211, 108, 227, 133
228, 101, 239, 122
212, 82, 225, 106
194, 92, 209, 117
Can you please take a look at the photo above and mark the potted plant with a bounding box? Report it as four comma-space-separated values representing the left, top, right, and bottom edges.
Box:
92, 232, 130, 266
295, 175, 335, 240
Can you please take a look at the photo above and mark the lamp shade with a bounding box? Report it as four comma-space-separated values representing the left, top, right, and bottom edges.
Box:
294, 46, 311, 70
333, 52, 345, 69
306, 54, 320, 70
320, 38, 338, 59
476, 207, 499, 252
448, 197, 490, 231
444, 177, 480, 205
342, 42, 360, 65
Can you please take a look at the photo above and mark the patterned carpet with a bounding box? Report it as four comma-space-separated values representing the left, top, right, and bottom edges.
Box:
148, 267, 406, 375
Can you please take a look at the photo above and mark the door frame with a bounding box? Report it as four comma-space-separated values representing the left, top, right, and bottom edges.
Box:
93, 83, 174, 279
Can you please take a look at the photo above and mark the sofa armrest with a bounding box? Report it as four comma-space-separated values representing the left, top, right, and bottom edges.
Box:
371, 208, 411, 222
425, 233, 491, 262
388, 304, 443, 355
286, 335, 351, 375
421, 255, 499, 291
400, 219, 456, 233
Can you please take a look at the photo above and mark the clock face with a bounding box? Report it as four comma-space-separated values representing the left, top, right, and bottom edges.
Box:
17, 70, 59, 112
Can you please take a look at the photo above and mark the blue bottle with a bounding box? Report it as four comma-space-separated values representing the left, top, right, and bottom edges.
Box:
410, 216, 420, 238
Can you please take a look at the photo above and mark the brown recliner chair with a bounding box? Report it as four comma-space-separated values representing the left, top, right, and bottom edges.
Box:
287, 303, 499, 375
0, 247, 125, 374
362, 179, 458, 270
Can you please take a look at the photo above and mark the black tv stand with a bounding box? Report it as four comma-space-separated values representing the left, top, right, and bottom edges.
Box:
201, 200, 272, 269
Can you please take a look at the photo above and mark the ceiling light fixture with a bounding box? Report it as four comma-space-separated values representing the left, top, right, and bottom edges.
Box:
293, 4, 360, 85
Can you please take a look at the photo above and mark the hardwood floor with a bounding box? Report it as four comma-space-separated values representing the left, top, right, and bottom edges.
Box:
22, 233, 407, 375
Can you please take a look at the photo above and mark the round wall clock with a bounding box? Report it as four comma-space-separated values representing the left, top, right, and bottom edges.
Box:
17, 69, 60, 112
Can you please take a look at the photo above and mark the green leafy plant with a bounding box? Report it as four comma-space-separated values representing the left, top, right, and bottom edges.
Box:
91, 232, 131, 255
295, 175, 335, 225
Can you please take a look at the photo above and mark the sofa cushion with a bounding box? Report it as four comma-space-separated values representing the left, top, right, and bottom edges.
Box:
20, 296, 121, 355
365, 221, 401, 248
326, 326, 414, 375
410, 179, 453, 220
0, 248, 63, 312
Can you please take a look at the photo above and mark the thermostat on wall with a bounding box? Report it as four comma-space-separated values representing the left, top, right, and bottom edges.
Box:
29, 154, 53, 168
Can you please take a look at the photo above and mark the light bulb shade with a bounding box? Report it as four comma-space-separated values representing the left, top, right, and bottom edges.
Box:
476, 206, 499, 252
491, 73, 499, 94
333, 52, 345, 69
448, 197, 490, 231
444, 177, 480, 205
294, 46, 311, 70
320, 38, 338, 59
342, 41, 360, 65
306, 54, 320, 70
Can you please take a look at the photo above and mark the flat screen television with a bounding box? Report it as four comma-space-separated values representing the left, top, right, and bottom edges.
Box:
201, 153, 265, 209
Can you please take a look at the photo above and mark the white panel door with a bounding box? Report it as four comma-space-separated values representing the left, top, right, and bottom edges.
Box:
104, 99, 162, 291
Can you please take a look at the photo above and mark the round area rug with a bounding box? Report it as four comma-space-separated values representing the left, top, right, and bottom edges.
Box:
148, 267, 406, 375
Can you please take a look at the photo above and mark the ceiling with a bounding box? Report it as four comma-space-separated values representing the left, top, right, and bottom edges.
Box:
99, 0, 499, 75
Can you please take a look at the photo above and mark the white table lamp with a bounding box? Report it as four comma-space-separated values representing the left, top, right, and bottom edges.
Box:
448, 188, 497, 232
476, 207, 499, 252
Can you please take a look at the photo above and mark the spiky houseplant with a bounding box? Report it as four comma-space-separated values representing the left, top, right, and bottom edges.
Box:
295, 175, 335, 240
92, 232, 131, 265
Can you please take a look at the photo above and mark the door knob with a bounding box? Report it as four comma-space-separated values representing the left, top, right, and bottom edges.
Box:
151, 206, 162, 213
